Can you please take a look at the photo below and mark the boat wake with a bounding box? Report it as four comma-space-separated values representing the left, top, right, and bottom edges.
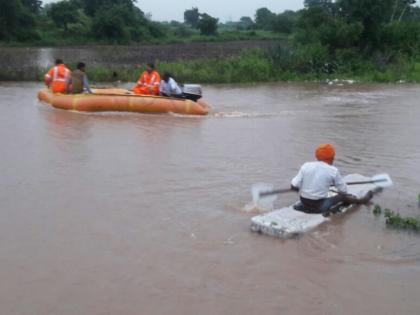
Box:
212, 111, 295, 118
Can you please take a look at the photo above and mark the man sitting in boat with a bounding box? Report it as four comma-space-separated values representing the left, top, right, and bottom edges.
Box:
159, 72, 183, 98
44, 59, 71, 94
291, 144, 373, 213
132, 63, 161, 96
71, 62, 92, 94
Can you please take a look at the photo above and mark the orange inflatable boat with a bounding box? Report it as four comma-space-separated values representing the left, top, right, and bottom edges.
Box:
37, 88, 209, 116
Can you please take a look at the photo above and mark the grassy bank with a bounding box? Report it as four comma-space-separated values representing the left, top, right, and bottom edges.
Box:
74, 50, 420, 84
3, 49, 420, 83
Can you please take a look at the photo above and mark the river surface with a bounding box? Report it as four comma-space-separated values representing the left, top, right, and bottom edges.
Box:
1, 82, 420, 315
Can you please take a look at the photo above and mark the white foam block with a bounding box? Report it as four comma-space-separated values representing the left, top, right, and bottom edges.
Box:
250, 174, 380, 238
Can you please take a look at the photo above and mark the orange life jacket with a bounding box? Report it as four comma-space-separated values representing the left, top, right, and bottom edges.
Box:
133, 70, 161, 95
44, 64, 71, 93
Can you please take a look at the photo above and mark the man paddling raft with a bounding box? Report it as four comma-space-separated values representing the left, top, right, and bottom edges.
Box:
291, 144, 373, 214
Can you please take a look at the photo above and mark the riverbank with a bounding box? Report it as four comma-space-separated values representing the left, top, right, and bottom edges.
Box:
154, 52, 420, 84
1, 47, 420, 83
33, 52, 420, 84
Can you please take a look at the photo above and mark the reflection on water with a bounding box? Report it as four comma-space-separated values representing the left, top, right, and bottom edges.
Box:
0, 82, 420, 315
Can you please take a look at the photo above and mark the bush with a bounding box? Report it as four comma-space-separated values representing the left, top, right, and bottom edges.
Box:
270, 42, 330, 74
47, 0, 79, 33
197, 13, 218, 36
172, 24, 195, 37
381, 21, 420, 55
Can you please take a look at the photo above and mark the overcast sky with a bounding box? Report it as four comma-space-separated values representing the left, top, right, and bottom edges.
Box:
44, 0, 304, 22
141, 0, 304, 22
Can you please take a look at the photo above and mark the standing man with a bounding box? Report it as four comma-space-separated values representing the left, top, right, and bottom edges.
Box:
71, 62, 92, 94
132, 63, 161, 95
44, 59, 71, 93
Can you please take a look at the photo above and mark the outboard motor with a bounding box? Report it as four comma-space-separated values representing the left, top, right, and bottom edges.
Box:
182, 84, 202, 102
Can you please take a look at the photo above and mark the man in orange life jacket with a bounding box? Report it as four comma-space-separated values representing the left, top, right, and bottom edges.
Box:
132, 63, 161, 95
44, 59, 71, 93
291, 144, 373, 214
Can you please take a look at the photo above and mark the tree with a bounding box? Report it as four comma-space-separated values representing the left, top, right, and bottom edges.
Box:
0, 0, 38, 40
297, 0, 420, 56
21, 0, 42, 13
197, 13, 218, 35
272, 10, 299, 34
92, 5, 128, 41
304, 0, 333, 8
337, 0, 395, 47
304, 0, 337, 15
81, 0, 136, 17
390, 0, 417, 22
255, 7, 276, 30
296, 5, 364, 52
381, 19, 420, 55
90, 2, 158, 42
239, 16, 254, 29
47, 1, 79, 33
408, 5, 420, 19
184, 7, 200, 28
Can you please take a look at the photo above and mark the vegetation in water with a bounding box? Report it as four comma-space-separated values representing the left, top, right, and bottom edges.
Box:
373, 204, 382, 216
384, 209, 420, 231
372, 197, 420, 232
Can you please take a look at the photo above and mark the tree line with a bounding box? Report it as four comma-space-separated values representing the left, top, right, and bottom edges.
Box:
0, 0, 319, 43
1, 0, 420, 69
0, 0, 236, 43
0, 0, 164, 43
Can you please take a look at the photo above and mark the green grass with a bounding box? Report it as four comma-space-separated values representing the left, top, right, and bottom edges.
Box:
81, 51, 420, 84
371, 197, 420, 232
384, 209, 420, 231
373, 204, 382, 216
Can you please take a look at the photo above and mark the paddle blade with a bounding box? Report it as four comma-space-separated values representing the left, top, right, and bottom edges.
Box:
372, 173, 393, 188
250, 183, 277, 211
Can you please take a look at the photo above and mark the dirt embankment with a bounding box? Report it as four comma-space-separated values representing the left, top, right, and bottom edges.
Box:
81, 40, 280, 65
0, 40, 280, 80
1, 40, 280, 66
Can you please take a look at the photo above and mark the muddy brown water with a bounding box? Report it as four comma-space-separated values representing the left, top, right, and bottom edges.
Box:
1, 81, 420, 314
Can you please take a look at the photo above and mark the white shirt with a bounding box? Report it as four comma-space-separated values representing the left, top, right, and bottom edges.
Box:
159, 77, 182, 96
291, 161, 347, 200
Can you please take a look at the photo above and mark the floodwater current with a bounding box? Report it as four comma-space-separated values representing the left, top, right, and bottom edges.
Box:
1, 82, 420, 314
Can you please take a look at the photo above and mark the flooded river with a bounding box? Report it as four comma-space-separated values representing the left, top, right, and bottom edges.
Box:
1, 82, 420, 314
